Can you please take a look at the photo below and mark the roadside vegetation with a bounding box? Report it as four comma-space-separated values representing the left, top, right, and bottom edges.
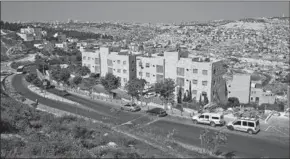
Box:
0, 85, 172, 158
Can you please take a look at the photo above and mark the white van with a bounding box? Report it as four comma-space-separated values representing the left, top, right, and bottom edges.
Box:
226, 117, 260, 134
192, 113, 226, 127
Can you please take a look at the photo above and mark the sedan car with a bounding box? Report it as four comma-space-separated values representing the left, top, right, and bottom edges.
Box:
121, 103, 141, 112
146, 108, 167, 117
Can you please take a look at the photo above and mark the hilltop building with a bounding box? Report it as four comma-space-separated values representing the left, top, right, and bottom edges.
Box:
18, 27, 42, 41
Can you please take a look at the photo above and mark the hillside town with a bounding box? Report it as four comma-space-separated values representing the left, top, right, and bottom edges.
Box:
1, 3, 289, 158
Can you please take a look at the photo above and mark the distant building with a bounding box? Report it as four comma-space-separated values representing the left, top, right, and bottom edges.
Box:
250, 83, 275, 105
227, 74, 251, 104
18, 27, 42, 41
53, 32, 67, 43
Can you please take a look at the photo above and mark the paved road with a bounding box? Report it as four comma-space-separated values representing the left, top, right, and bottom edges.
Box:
11, 74, 290, 158
150, 120, 289, 158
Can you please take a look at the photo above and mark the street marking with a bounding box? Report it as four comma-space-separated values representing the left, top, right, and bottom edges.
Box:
271, 126, 289, 137
112, 114, 147, 129
129, 118, 161, 132
265, 126, 272, 132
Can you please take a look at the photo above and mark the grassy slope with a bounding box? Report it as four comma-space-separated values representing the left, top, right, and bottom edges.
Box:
0, 88, 170, 158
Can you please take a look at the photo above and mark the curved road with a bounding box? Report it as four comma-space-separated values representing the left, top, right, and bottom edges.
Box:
11, 74, 290, 158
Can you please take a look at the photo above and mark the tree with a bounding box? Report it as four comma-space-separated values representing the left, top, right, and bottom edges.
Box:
199, 94, 202, 106
76, 66, 91, 76
37, 62, 49, 74
59, 68, 71, 85
182, 91, 188, 102
227, 97, 240, 108
177, 87, 182, 104
200, 129, 228, 155
71, 76, 82, 88
25, 73, 38, 83
125, 78, 147, 104
204, 94, 209, 105
32, 78, 43, 87
154, 78, 176, 110
187, 82, 192, 102
51, 66, 70, 85
100, 73, 121, 96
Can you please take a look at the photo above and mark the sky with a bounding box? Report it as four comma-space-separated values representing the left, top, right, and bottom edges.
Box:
1, 1, 289, 23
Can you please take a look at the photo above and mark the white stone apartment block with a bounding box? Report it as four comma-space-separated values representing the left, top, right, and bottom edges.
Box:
81, 46, 137, 88
164, 51, 227, 104
136, 54, 165, 86
81, 46, 101, 75
100, 49, 137, 88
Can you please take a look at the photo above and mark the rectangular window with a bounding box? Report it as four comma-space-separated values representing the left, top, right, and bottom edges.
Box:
123, 61, 126, 65
248, 122, 254, 127
176, 77, 185, 87
177, 67, 185, 76
156, 74, 164, 82
95, 58, 99, 64
117, 69, 121, 73
192, 90, 197, 94
193, 69, 198, 73
95, 66, 100, 73
108, 67, 113, 73
123, 69, 127, 74
107, 59, 113, 66
83, 56, 86, 60
117, 60, 120, 64
146, 63, 150, 67
234, 121, 241, 125
202, 81, 208, 86
88, 57, 91, 60
202, 70, 208, 75
123, 78, 127, 83
139, 72, 142, 77
156, 65, 164, 73
242, 121, 248, 126
88, 64, 91, 69
146, 73, 150, 77
192, 79, 198, 85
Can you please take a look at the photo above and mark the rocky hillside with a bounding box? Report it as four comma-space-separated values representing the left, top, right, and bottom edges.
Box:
1, 29, 28, 62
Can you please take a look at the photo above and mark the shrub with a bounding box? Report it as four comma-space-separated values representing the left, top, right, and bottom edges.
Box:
72, 125, 94, 139
25, 73, 38, 83
57, 115, 78, 124
32, 78, 43, 87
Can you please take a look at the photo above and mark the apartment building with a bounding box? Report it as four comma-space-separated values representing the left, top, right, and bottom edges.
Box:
227, 74, 251, 104
136, 54, 165, 85
164, 51, 227, 104
100, 48, 137, 87
80, 46, 101, 75
250, 83, 275, 105
81, 46, 137, 87
227, 74, 276, 105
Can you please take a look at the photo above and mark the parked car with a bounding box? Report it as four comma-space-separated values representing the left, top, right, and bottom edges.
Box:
226, 117, 260, 134
192, 113, 225, 127
146, 108, 167, 117
121, 103, 141, 112
58, 90, 70, 96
